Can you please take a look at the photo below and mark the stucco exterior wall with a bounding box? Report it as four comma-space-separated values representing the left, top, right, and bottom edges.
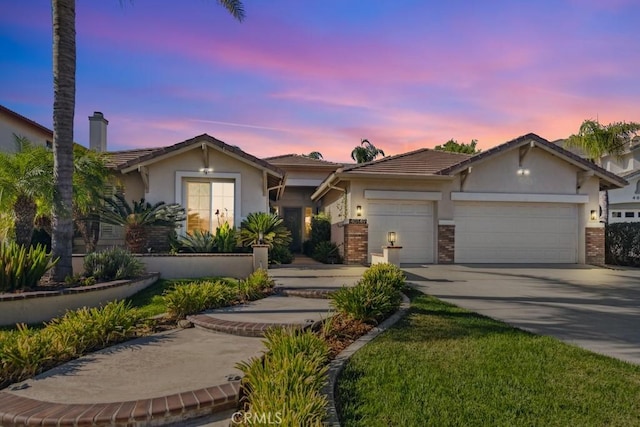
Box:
0, 112, 51, 152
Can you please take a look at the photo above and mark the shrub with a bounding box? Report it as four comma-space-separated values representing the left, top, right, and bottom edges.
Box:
84, 247, 145, 281
239, 212, 292, 248
176, 229, 217, 253
269, 244, 294, 264
237, 268, 275, 302
215, 222, 238, 253
330, 279, 401, 323
606, 223, 640, 266
236, 328, 328, 426
310, 213, 331, 245
312, 241, 342, 264
0, 241, 58, 292
163, 280, 237, 319
362, 263, 406, 290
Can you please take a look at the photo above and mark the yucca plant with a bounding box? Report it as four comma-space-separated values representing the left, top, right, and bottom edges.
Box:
100, 194, 186, 253
239, 212, 292, 248
0, 241, 58, 292
176, 229, 217, 253
362, 263, 406, 290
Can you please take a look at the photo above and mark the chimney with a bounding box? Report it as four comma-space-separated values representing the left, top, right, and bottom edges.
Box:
89, 111, 108, 152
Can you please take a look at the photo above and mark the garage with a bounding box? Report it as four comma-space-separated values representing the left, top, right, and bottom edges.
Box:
454, 201, 578, 263
367, 200, 434, 263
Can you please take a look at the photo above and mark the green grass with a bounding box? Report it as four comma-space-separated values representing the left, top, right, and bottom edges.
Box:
125, 277, 237, 318
337, 289, 640, 427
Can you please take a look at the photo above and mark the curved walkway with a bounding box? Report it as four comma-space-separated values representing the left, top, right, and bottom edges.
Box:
0, 265, 364, 426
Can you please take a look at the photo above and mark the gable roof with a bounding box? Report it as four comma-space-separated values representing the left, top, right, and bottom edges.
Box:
341, 148, 471, 176
0, 104, 53, 137
437, 133, 627, 190
108, 133, 285, 178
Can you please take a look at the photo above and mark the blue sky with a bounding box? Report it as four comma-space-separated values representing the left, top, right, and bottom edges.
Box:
1, 0, 640, 161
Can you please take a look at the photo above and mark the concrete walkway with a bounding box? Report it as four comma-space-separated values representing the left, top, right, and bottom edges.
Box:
0, 264, 364, 427
404, 264, 640, 365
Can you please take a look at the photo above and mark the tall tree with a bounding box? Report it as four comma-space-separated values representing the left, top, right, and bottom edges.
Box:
351, 139, 385, 163
565, 119, 640, 223
50, 0, 245, 280
435, 139, 480, 154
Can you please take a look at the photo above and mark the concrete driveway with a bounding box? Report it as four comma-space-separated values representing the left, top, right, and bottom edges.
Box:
403, 264, 640, 365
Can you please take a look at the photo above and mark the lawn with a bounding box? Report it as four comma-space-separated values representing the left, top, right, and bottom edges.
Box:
337, 289, 640, 426
125, 277, 237, 318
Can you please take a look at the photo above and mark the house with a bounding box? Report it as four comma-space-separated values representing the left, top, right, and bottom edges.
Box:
311, 134, 626, 265
600, 141, 640, 223
264, 154, 344, 252
0, 104, 626, 265
0, 105, 53, 151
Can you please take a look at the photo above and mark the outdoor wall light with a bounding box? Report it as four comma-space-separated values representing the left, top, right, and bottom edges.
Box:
356, 205, 362, 216
258, 231, 264, 244
590, 210, 598, 221
199, 167, 213, 174
387, 231, 397, 246
517, 167, 530, 176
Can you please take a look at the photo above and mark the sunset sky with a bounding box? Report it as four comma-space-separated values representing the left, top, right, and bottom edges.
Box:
2, 0, 640, 161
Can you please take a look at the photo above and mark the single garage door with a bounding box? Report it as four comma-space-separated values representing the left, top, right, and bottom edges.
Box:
455, 202, 578, 263
368, 201, 434, 264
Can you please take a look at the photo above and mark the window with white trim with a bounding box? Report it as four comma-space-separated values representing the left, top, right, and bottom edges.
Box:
185, 180, 235, 233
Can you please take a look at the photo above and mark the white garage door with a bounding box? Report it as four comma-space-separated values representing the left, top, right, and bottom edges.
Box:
368, 201, 434, 264
455, 202, 578, 263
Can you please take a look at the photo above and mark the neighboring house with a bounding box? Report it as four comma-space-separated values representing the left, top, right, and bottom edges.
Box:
264, 154, 344, 252
600, 141, 640, 223
0, 105, 53, 151
312, 134, 626, 265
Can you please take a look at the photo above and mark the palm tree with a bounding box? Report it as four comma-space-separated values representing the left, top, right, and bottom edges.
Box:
350, 139, 385, 163
0, 137, 53, 247
50, 0, 245, 280
565, 119, 640, 223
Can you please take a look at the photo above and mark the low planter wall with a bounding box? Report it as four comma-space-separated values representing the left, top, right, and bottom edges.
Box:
72, 253, 255, 280
0, 274, 159, 327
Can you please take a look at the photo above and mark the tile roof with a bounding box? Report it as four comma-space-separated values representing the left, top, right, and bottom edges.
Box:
340, 148, 472, 176
264, 154, 344, 168
107, 134, 284, 177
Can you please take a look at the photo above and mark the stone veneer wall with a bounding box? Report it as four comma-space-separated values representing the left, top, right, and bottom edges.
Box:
585, 227, 605, 265
438, 224, 455, 264
343, 221, 368, 265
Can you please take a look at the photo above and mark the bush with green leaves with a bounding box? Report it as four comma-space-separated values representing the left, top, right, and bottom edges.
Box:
362, 263, 406, 290
0, 241, 58, 292
312, 241, 343, 264
83, 247, 145, 281
310, 213, 331, 244
174, 229, 217, 253
330, 275, 401, 323
269, 244, 294, 264
163, 280, 237, 319
236, 328, 329, 426
0, 301, 140, 389
215, 222, 238, 253
237, 268, 275, 301
606, 223, 640, 266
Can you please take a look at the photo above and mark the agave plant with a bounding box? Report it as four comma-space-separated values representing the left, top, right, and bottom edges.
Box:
239, 212, 292, 249
100, 194, 186, 253
176, 229, 217, 253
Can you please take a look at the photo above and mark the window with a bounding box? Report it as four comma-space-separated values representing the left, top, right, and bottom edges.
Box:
635, 181, 640, 194
612, 212, 622, 218
304, 207, 313, 238
185, 180, 235, 233
625, 212, 635, 218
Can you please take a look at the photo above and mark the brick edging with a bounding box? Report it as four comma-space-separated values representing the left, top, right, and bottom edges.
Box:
0, 381, 240, 426
187, 314, 309, 337
323, 292, 411, 427
274, 287, 334, 299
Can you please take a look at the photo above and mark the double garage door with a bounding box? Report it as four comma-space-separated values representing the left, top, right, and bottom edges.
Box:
367, 200, 579, 264
454, 202, 578, 263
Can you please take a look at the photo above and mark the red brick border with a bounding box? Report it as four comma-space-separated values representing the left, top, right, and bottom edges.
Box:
187, 314, 309, 337
344, 222, 368, 265
585, 227, 605, 265
437, 224, 455, 264
0, 381, 240, 427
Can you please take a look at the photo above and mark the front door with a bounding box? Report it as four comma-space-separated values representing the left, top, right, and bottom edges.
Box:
283, 207, 303, 253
